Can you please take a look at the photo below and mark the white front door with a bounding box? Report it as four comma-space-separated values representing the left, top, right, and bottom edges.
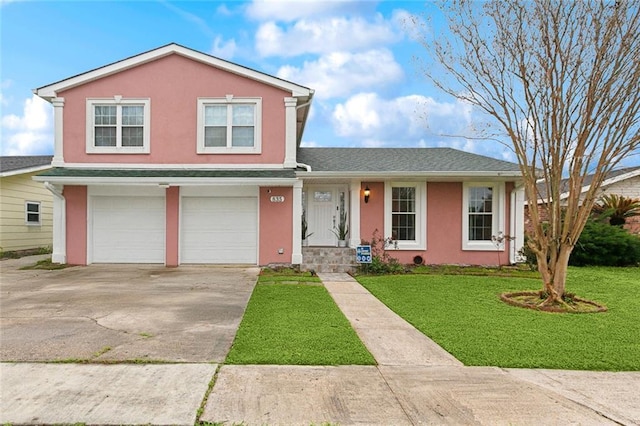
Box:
307, 186, 347, 246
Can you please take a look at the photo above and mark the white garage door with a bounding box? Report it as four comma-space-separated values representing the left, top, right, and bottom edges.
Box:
181, 197, 257, 264
92, 196, 165, 263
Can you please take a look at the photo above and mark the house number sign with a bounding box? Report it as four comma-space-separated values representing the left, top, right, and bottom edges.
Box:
270, 196, 285, 203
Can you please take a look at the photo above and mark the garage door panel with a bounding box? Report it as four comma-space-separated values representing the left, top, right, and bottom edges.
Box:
92, 196, 165, 263
181, 197, 257, 264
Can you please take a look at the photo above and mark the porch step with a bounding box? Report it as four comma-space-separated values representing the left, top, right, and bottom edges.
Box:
302, 247, 357, 274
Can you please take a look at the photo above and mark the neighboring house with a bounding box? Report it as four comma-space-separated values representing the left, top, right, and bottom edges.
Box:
525, 166, 640, 235
0, 156, 53, 252
33, 43, 525, 267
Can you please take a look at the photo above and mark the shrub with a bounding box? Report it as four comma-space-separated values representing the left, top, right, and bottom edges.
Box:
358, 229, 404, 274
570, 220, 640, 266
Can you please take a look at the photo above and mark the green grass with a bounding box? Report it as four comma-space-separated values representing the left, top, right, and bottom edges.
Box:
358, 267, 640, 371
19, 258, 70, 270
226, 273, 375, 365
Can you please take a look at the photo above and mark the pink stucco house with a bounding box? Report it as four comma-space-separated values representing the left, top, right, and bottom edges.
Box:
34, 44, 525, 269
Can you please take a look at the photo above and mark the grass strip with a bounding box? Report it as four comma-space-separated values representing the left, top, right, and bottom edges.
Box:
358, 266, 640, 371
226, 278, 374, 365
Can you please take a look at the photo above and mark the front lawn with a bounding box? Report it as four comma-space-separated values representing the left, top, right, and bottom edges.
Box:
358, 267, 639, 371
225, 271, 375, 365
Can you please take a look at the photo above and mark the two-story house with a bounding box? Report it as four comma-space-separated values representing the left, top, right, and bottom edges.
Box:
34, 43, 525, 268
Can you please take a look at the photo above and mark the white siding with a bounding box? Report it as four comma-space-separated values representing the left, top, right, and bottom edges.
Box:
0, 172, 53, 251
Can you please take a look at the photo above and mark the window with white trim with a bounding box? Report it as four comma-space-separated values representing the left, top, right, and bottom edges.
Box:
462, 182, 505, 250
86, 97, 150, 153
392, 187, 416, 241
25, 201, 41, 225
384, 182, 426, 250
197, 97, 262, 154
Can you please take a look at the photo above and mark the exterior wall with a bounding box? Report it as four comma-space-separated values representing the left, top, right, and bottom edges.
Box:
64, 185, 87, 265
59, 54, 290, 165
359, 181, 513, 266
259, 186, 293, 265
603, 175, 640, 199
359, 182, 385, 244
165, 186, 180, 266
0, 172, 53, 251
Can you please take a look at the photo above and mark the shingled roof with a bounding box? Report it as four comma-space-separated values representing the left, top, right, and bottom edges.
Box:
296, 148, 521, 175
0, 156, 53, 176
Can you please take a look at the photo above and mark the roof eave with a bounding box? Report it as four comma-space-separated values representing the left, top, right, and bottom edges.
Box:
535, 167, 640, 204
33, 175, 299, 186
1, 164, 52, 178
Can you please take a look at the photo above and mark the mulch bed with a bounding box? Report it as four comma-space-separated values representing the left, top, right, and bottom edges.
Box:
501, 291, 607, 313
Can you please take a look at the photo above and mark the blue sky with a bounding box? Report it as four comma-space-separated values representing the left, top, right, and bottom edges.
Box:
1, 1, 637, 168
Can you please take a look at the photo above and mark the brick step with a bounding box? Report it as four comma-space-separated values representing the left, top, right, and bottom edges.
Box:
302, 247, 357, 273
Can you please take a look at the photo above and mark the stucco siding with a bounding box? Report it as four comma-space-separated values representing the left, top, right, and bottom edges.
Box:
59, 54, 290, 165
0, 172, 53, 251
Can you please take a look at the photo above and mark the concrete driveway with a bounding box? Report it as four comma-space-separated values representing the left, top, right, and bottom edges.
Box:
0, 258, 259, 362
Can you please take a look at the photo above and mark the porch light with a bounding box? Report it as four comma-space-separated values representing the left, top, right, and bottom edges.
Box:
364, 186, 370, 203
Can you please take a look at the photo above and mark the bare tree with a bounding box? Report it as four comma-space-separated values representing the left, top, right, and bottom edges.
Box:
415, 0, 640, 305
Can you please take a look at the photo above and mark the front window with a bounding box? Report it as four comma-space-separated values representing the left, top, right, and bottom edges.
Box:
25, 201, 41, 225
384, 182, 426, 250
392, 187, 416, 241
468, 186, 493, 241
197, 97, 262, 154
462, 182, 505, 250
86, 98, 150, 153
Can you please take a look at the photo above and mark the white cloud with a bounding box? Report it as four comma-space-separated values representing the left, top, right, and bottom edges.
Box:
331, 92, 476, 146
246, 0, 359, 22
391, 9, 425, 42
277, 49, 402, 99
1, 94, 53, 155
211, 35, 237, 59
216, 4, 233, 16
255, 15, 400, 57
159, 0, 214, 38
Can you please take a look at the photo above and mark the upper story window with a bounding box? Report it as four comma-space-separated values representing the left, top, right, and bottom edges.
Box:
384, 182, 426, 250
25, 201, 41, 225
197, 97, 262, 154
462, 182, 505, 250
86, 97, 150, 154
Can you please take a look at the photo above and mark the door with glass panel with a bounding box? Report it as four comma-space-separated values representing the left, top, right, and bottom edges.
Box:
306, 186, 347, 246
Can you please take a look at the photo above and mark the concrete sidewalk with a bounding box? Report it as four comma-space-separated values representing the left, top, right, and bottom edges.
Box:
1, 363, 216, 425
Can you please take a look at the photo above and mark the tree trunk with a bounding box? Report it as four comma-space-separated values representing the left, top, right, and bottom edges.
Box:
539, 245, 573, 307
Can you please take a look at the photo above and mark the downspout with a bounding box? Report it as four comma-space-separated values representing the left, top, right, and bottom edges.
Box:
44, 182, 63, 199
296, 101, 312, 110
295, 100, 312, 173
510, 183, 525, 264
44, 182, 67, 264
296, 162, 312, 172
